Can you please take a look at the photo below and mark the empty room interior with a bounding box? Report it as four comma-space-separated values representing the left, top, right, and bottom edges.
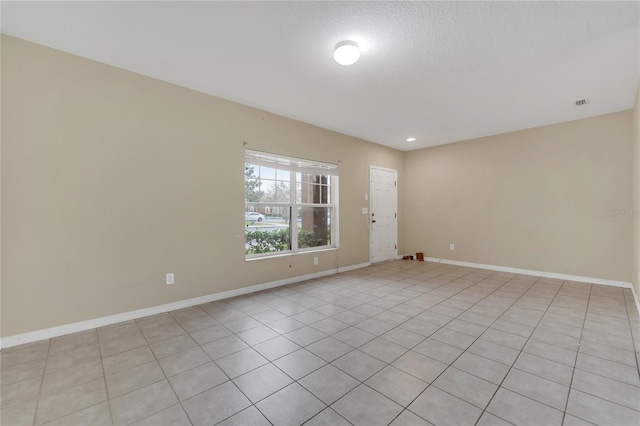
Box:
2, 2, 640, 426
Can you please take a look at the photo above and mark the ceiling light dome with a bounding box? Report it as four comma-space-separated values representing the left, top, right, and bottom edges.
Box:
334, 41, 360, 66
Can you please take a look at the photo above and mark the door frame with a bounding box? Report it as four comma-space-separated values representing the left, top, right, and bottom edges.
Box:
369, 165, 398, 264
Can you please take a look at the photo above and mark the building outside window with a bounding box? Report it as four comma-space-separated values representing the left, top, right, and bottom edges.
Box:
244, 150, 338, 258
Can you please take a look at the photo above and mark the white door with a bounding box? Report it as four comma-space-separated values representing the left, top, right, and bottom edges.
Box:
370, 166, 397, 263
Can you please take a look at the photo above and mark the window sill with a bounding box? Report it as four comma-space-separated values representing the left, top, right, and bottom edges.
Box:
245, 247, 337, 262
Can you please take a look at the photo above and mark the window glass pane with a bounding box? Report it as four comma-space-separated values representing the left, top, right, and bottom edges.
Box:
276, 169, 291, 182
297, 173, 330, 205
245, 164, 263, 202
246, 206, 291, 255
299, 181, 313, 203
295, 182, 302, 203
261, 181, 290, 204
297, 206, 331, 248
275, 181, 291, 203
260, 166, 276, 180
258, 180, 276, 203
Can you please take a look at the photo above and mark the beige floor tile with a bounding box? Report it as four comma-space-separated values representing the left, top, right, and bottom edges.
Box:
256, 382, 325, 426
1, 376, 42, 408
1, 358, 47, 387
4, 262, 640, 426
566, 389, 640, 426
148, 334, 198, 358
132, 404, 191, 426
571, 369, 640, 411
501, 368, 569, 411
45, 344, 101, 373
233, 363, 293, 403
333, 384, 403, 426
392, 350, 448, 383
332, 350, 386, 381
389, 410, 433, 426
433, 367, 497, 409
49, 330, 98, 356
35, 378, 107, 424
487, 387, 564, 426
105, 360, 165, 398
182, 381, 251, 426
109, 380, 177, 425
44, 401, 112, 425
272, 348, 325, 380
41, 358, 104, 395
408, 385, 482, 426
102, 345, 155, 376
157, 347, 210, 377
1, 399, 38, 426
366, 365, 428, 407
216, 406, 271, 426
412, 338, 464, 364
299, 364, 359, 405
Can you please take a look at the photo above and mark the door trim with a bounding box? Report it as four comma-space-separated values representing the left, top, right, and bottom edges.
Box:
369, 165, 398, 264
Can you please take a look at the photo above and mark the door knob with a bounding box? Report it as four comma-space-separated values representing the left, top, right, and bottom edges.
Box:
372, 220, 377, 223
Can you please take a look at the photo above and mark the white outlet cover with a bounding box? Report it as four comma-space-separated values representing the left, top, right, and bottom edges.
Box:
449, 244, 455, 251
166, 273, 175, 285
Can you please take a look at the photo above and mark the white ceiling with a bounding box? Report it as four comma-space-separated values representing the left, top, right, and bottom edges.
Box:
2, 1, 639, 151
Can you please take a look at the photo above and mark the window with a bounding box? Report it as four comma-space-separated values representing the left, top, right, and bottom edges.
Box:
244, 150, 338, 258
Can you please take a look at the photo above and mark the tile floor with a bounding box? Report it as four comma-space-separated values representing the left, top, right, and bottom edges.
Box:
2, 261, 640, 425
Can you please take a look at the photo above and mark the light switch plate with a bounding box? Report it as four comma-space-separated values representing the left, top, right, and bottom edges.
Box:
166, 273, 175, 285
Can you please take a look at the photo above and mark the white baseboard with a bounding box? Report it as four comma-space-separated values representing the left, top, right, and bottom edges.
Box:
630, 284, 640, 318
426, 256, 640, 314
424, 256, 632, 287
1, 262, 370, 349
3, 258, 636, 349
338, 262, 371, 273
427, 257, 640, 315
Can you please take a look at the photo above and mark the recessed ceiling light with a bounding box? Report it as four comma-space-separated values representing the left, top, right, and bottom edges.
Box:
334, 41, 360, 66
406, 137, 416, 142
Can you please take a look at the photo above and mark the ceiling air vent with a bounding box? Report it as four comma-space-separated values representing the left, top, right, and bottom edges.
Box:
575, 99, 589, 106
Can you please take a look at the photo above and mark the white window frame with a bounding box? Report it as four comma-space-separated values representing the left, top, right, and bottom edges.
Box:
244, 149, 339, 259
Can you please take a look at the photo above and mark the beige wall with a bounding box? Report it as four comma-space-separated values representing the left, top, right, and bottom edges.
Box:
633, 81, 640, 298
405, 112, 633, 282
2, 34, 636, 339
1, 36, 404, 337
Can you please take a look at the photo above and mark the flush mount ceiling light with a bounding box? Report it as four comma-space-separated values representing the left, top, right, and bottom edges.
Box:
334, 40, 360, 65
406, 137, 416, 142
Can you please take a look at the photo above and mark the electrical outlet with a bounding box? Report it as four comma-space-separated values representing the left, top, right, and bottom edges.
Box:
449, 244, 455, 251
166, 273, 175, 285
314, 257, 319, 265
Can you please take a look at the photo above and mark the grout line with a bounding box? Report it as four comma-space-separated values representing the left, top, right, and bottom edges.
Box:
622, 289, 640, 381
11, 261, 640, 426
473, 277, 565, 426
30, 338, 51, 426
560, 281, 593, 425
95, 329, 115, 426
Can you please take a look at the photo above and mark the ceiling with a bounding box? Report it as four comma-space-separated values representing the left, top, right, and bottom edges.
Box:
2, 1, 639, 151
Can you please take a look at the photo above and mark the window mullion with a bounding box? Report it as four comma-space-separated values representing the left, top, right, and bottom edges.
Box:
290, 171, 298, 252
